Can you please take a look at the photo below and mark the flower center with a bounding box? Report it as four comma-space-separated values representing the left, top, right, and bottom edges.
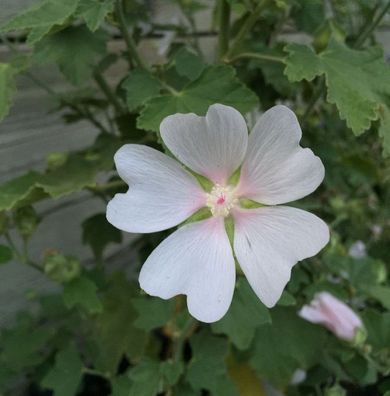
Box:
206, 184, 238, 217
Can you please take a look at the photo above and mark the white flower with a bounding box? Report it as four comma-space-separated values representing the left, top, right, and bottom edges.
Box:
106, 104, 329, 323
298, 292, 363, 341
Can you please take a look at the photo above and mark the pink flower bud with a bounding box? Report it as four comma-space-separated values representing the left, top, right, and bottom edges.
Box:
298, 292, 363, 341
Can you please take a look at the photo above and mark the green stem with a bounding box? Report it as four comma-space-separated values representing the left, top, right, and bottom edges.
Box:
218, 0, 230, 60
82, 367, 111, 380
301, 79, 326, 126
225, 0, 268, 58
4, 232, 42, 270
93, 71, 125, 114
226, 52, 285, 64
1, 35, 110, 134
353, 0, 390, 49
115, 0, 148, 70
173, 317, 198, 362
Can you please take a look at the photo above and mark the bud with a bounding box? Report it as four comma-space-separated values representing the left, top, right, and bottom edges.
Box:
313, 20, 345, 52
298, 292, 364, 342
13, 206, 40, 239
47, 152, 68, 170
43, 251, 81, 283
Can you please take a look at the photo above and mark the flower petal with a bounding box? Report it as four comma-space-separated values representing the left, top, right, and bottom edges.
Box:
233, 206, 329, 307
160, 103, 248, 185
106, 144, 206, 233
139, 217, 236, 323
237, 105, 325, 205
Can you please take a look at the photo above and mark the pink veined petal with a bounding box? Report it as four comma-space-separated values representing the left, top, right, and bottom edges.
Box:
233, 206, 330, 308
299, 292, 362, 340
237, 105, 325, 205
106, 144, 206, 233
160, 103, 248, 185
139, 217, 236, 323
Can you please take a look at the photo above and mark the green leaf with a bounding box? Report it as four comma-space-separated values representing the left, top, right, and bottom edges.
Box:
0, 245, 12, 264
212, 278, 271, 350
123, 68, 162, 111
362, 285, 390, 310
93, 275, 147, 374
111, 375, 132, 396
324, 253, 386, 289
1, 325, 54, 371
291, 0, 325, 34
128, 359, 161, 396
186, 329, 230, 393
160, 360, 184, 386
0, 134, 120, 211
133, 297, 175, 331
41, 344, 83, 396
174, 47, 206, 81
250, 307, 327, 386
0, 63, 16, 121
82, 213, 122, 261
34, 26, 107, 84
284, 41, 390, 155
0, 0, 79, 44
63, 276, 103, 314
76, 0, 114, 31
362, 310, 390, 350
137, 65, 259, 132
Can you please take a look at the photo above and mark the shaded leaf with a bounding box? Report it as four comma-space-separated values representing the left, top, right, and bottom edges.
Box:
93, 276, 147, 374
128, 359, 161, 396
82, 213, 122, 260
212, 278, 271, 350
0, 245, 12, 264
133, 297, 175, 331
34, 26, 107, 84
187, 330, 230, 393
250, 307, 327, 386
63, 276, 103, 314
41, 344, 83, 396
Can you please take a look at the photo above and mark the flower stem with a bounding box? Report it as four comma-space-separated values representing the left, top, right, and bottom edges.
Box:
218, 0, 230, 60
225, 0, 269, 58
353, 0, 390, 49
226, 52, 285, 64
93, 71, 125, 114
115, 0, 148, 70
173, 316, 198, 362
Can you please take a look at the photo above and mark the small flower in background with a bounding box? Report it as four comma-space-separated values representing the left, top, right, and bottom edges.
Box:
298, 292, 364, 342
107, 104, 329, 322
370, 224, 383, 239
348, 240, 367, 259
290, 369, 307, 385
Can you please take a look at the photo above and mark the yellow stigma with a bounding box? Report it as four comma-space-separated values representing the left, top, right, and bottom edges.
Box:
206, 184, 238, 217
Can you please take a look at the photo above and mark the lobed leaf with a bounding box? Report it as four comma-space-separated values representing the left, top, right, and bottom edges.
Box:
284, 40, 390, 155
137, 65, 259, 132
41, 344, 83, 396
0, 0, 79, 44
